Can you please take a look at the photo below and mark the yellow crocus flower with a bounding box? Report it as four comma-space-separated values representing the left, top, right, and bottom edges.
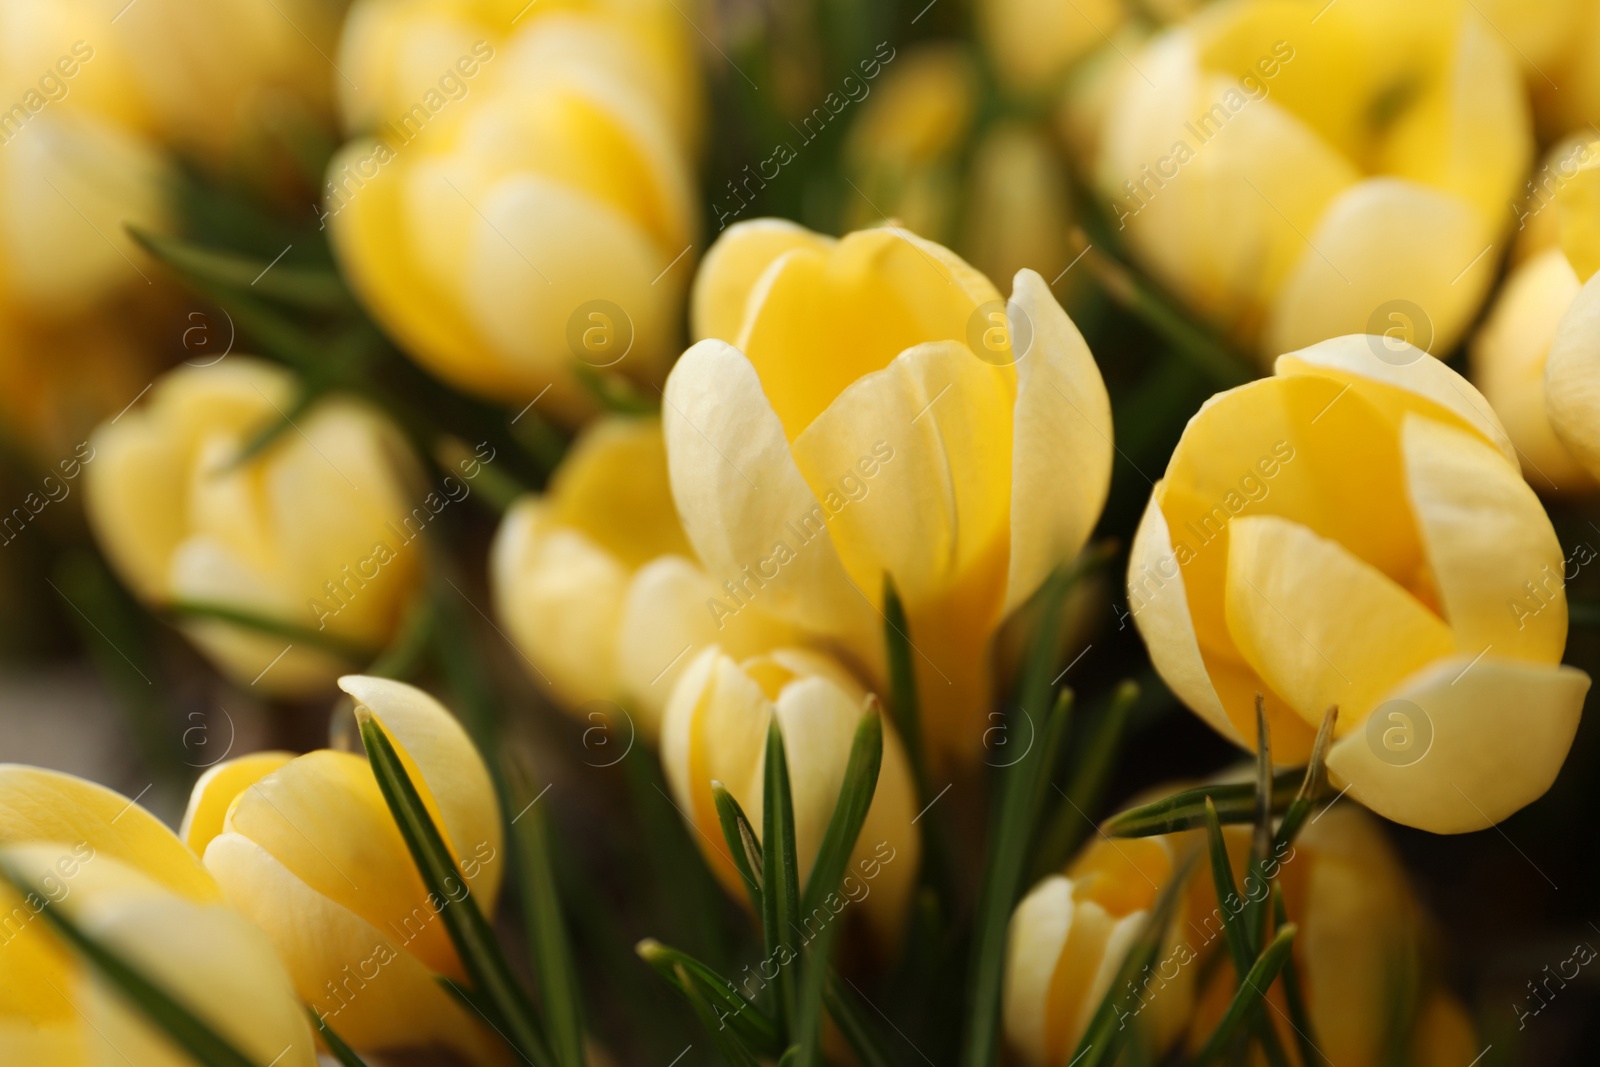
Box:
0, 766, 316, 1065
189, 675, 509, 1063
1128, 334, 1588, 832
84, 359, 423, 696
666, 220, 1112, 768
491, 415, 799, 741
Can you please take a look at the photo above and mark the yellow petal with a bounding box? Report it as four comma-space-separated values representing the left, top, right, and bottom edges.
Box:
1004, 876, 1074, 1065
338, 675, 504, 910
1225, 514, 1455, 733
692, 219, 836, 343
1557, 140, 1600, 282
1265, 180, 1495, 359
180, 751, 297, 857
1402, 415, 1568, 665
543, 416, 692, 567
1545, 272, 1600, 479
204, 833, 508, 1064
1326, 656, 1588, 832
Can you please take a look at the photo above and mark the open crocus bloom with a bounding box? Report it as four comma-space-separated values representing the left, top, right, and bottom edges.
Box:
660, 647, 920, 944
0, 767, 316, 1065
1093, 0, 1530, 361
188, 676, 508, 1064
1004, 827, 1196, 1064
664, 220, 1112, 768
492, 415, 798, 740
1129, 335, 1589, 832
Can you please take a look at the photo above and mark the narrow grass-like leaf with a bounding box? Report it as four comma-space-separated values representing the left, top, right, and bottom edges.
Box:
1031, 680, 1139, 881
1274, 889, 1325, 1067
801, 703, 883, 918
572, 364, 658, 415
311, 1008, 370, 1066
823, 974, 894, 1067
1204, 797, 1254, 978
357, 713, 554, 1067
712, 781, 764, 912
1191, 924, 1298, 1066
129, 227, 354, 311
1273, 707, 1339, 854
762, 720, 802, 1034
1068, 852, 1198, 1067
1103, 771, 1303, 838
961, 564, 1077, 1067
168, 599, 376, 661
675, 963, 763, 1067
792, 910, 842, 1067
1243, 696, 1274, 952
0, 859, 265, 1067
636, 940, 782, 1055
368, 597, 434, 680
882, 576, 929, 798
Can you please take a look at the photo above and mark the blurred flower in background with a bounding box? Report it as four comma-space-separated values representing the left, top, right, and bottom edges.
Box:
1478, 0, 1600, 140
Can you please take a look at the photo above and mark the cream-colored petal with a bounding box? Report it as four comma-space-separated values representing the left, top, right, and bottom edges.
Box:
1402, 415, 1568, 665
1545, 272, 1600, 480
1266, 179, 1496, 360
1127, 495, 1244, 748
180, 751, 297, 856
338, 676, 503, 910
1224, 514, 1455, 733
692, 219, 837, 343
1275, 334, 1516, 463
663, 340, 876, 643
204, 833, 507, 1064
1326, 656, 1588, 832
1004, 876, 1074, 1066
1004, 268, 1113, 614
0, 766, 217, 903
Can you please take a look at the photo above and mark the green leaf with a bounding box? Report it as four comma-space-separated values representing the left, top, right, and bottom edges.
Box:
1067, 852, 1198, 1067
0, 858, 268, 1067
1031, 680, 1139, 881
167, 599, 377, 662
822, 974, 894, 1067
1203, 797, 1254, 979
801, 704, 883, 918
1103, 771, 1303, 838
675, 963, 763, 1067
129, 226, 354, 311
882, 575, 929, 798
1273, 707, 1339, 854
713, 781, 765, 914
311, 1008, 370, 1066
1274, 888, 1325, 1067
762, 719, 802, 1034
636, 940, 783, 1055
572, 364, 659, 415
1243, 696, 1274, 953
507, 759, 586, 1067
356, 712, 554, 1067
1191, 924, 1299, 1066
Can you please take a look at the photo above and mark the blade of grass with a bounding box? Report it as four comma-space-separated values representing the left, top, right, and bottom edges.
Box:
712, 781, 764, 913
1191, 924, 1298, 1067
763, 720, 802, 1035
356, 712, 554, 1067
675, 963, 763, 1067
311, 1008, 370, 1066
1273, 707, 1339, 854
168, 599, 376, 661
1103, 771, 1303, 838
129, 226, 354, 311
0, 859, 268, 1067
823, 974, 895, 1067
801, 703, 883, 918
1031, 680, 1139, 881
1243, 696, 1274, 952
882, 576, 929, 798
637, 940, 783, 1055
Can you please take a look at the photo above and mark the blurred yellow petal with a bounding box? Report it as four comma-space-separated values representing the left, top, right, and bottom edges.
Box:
691, 219, 835, 343
1545, 272, 1600, 479
180, 751, 296, 856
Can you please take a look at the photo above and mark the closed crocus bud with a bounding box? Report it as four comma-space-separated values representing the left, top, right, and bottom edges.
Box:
83, 359, 423, 696
1095, 0, 1531, 363
188, 676, 509, 1064
326, 12, 698, 422
1473, 139, 1600, 493
492, 415, 800, 741
0, 766, 316, 1065
1187, 806, 1472, 1067
978, 0, 1124, 97
1004, 829, 1197, 1064
667, 221, 1113, 768
0, 2, 167, 317
1128, 334, 1589, 832
660, 647, 919, 945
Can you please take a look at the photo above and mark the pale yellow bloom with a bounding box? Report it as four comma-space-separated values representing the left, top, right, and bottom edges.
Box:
1186, 806, 1475, 1067
668, 221, 1112, 767
1004, 828, 1197, 1065
189, 675, 509, 1064
326, 4, 699, 420
1472, 139, 1600, 493
84, 359, 423, 696
660, 647, 919, 942
491, 415, 800, 740
1128, 334, 1588, 832
978, 0, 1125, 96
1541, 146, 1600, 482
0, 766, 316, 1065
1093, 0, 1531, 362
